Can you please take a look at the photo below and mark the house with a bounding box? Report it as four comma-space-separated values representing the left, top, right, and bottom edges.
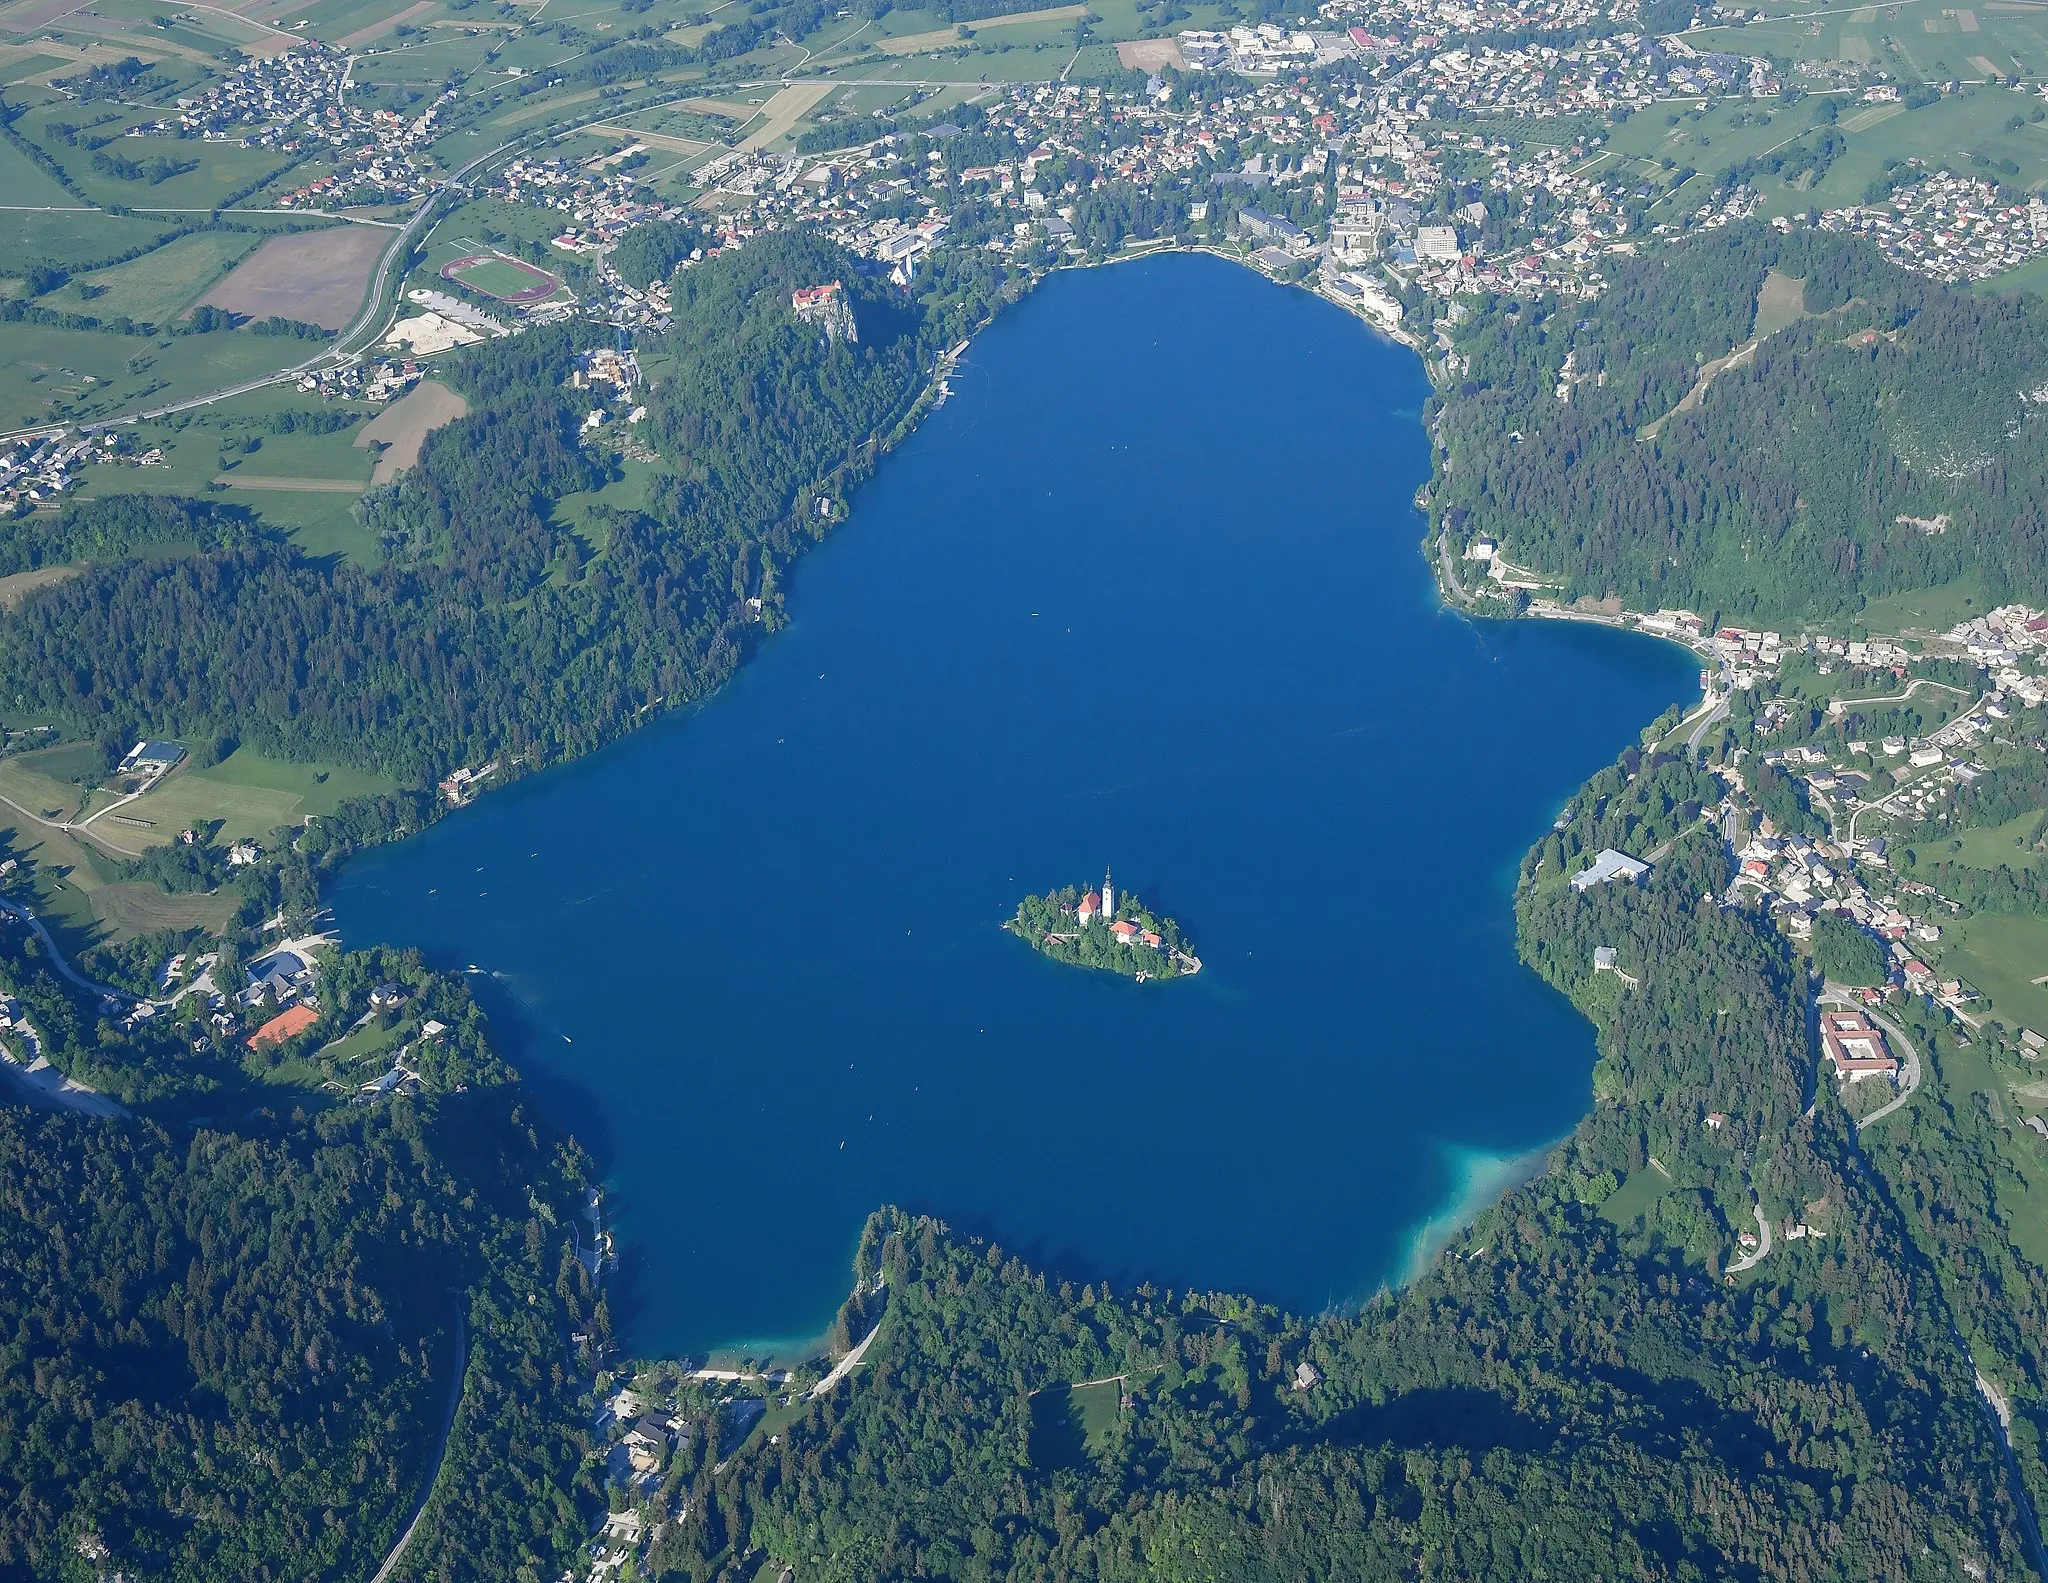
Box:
370, 982, 409, 1009
1110, 919, 1140, 945
1571, 849, 1650, 892
1592, 946, 1638, 987
247, 1002, 320, 1050
1703, 1112, 1727, 1130
1292, 1360, 1321, 1391
1820, 1009, 1898, 1083
1077, 889, 1102, 924
1903, 960, 1934, 994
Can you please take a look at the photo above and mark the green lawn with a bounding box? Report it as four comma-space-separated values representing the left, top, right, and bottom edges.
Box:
1599, 1162, 1681, 1227
0, 135, 80, 210
0, 322, 303, 433
61, 230, 262, 325
446, 254, 560, 299
1945, 912, 2048, 1031
1857, 575, 1992, 634
318, 1018, 405, 1067
1909, 809, 2045, 871
115, 748, 395, 847
0, 210, 179, 274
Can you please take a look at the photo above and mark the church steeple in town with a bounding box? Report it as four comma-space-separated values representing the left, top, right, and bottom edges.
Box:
1101, 868, 1114, 920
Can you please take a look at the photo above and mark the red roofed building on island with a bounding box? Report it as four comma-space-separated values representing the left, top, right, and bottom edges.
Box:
1110, 919, 1140, 943
248, 1003, 319, 1050
1077, 890, 1101, 924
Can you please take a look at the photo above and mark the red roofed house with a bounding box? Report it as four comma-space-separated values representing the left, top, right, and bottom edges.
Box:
248, 1002, 320, 1050
1077, 890, 1101, 924
1820, 1009, 1898, 1083
1110, 919, 1140, 944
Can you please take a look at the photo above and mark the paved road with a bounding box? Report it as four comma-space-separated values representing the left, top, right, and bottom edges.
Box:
1821, 987, 1923, 1130
0, 898, 141, 1006
1725, 1203, 1773, 1275
808, 1311, 883, 1401
368, 1305, 469, 1583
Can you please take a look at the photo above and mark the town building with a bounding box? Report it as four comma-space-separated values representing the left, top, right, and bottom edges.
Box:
1820, 1010, 1898, 1083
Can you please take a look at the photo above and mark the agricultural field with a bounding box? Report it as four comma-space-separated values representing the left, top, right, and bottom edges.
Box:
54, 230, 263, 325
1944, 911, 2048, 1030
196, 224, 388, 330
117, 748, 395, 849
0, 321, 311, 435
1601, 82, 2048, 225
0, 133, 78, 209
3, 211, 183, 278
357, 378, 466, 482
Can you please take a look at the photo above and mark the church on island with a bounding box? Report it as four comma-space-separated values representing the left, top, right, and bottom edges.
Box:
1006, 870, 1201, 981
1075, 871, 1165, 949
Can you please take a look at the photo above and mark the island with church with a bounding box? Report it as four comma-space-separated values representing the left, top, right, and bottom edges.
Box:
1006, 870, 1202, 982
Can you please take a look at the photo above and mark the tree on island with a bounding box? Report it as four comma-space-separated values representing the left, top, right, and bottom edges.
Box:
1006, 874, 1196, 981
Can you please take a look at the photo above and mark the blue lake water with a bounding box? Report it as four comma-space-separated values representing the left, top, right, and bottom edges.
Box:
332, 252, 1694, 1358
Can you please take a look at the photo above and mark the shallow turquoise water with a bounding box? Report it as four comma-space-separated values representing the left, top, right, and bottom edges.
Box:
333, 253, 1694, 1357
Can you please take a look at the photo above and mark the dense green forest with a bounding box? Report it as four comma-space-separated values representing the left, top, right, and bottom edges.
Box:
0, 1088, 602, 1583
0, 232, 952, 786
1434, 225, 2048, 622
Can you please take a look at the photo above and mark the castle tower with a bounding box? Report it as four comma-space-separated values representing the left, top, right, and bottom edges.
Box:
1101, 868, 1114, 920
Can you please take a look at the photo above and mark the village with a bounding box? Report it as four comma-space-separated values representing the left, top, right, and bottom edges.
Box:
1544, 596, 2048, 1168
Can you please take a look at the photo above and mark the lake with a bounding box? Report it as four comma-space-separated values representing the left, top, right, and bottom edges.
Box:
331, 252, 1694, 1359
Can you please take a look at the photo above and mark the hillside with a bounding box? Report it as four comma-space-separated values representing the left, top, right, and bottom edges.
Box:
1435, 226, 2048, 624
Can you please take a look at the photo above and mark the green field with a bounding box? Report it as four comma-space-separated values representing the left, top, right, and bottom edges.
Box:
0, 321, 302, 433
1945, 912, 2048, 1030
1857, 574, 1992, 634
1909, 809, 2045, 871
1, 209, 180, 274
446, 253, 560, 299
1599, 1161, 1683, 1226
60, 230, 261, 324
0, 135, 80, 210
113, 748, 394, 847
1028, 1378, 1121, 1468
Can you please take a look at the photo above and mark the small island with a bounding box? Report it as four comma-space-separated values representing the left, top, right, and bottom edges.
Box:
1006, 870, 1201, 982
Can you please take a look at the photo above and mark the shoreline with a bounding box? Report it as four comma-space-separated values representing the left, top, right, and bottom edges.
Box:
326, 246, 1675, 1363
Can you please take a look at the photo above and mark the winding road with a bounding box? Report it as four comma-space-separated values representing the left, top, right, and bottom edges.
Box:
1725, 1203, 1773, 1276
368, 1305, 469, 1583
1820, 986, 1923, 1131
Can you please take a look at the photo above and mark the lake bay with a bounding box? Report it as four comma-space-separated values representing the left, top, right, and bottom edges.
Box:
332, 252, 1694, 1357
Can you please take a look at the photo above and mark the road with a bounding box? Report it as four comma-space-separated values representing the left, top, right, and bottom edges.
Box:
368, 1305, 469, 1583
1435, 528, 1473, 604
0, 898, 142, 1006
808, 1307, 884, 1401
1725, 1203, 1773, 1275
1821, 986, 1923, 1130
0, 137, 524, 447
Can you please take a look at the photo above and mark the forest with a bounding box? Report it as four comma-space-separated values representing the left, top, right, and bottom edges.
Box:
1433, 224, 2048, 622
0, 1087, 604, 1583
0, 233, 956, 789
